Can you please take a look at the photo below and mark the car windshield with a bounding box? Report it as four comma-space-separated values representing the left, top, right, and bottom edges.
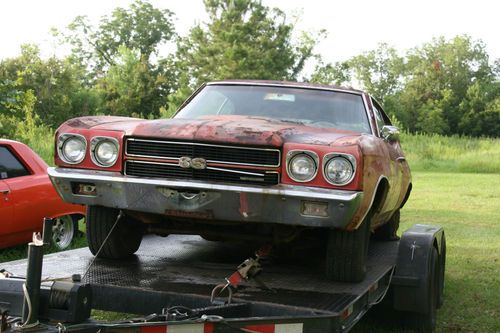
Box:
175, 85, 371, 134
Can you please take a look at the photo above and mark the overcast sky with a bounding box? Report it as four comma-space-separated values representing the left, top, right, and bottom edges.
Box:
1, 0, 498, 66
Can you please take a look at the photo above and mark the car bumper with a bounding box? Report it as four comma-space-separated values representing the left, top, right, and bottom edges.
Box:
48, 167, 364, 229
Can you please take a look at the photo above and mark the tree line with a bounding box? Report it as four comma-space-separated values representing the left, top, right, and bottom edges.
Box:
0, 0, 498, 139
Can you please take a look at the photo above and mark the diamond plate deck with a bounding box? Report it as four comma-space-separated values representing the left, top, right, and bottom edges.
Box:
1, 235, 398, 314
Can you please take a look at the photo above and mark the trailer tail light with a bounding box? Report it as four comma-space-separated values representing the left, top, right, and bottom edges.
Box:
244, 323, 303, 333
141, 323, 214, 333
140, 323, 303, 333
341, 304, 354, 320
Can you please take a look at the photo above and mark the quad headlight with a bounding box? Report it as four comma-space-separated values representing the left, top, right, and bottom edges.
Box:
91, 137, 119, 167
287, 151, 319, 182
323, 153, 356, 186
58, 134, 87, 164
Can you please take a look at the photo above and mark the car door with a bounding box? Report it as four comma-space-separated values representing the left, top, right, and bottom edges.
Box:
0, 145, 36, 247
371, 99, 407, 216
0, 178, 13, 244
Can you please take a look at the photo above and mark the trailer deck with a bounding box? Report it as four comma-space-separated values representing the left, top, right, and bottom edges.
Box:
2, 235, 397, 316
1, 224, 446, 333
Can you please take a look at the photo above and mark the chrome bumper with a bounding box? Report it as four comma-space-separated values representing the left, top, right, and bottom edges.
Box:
48, 167, 363, 228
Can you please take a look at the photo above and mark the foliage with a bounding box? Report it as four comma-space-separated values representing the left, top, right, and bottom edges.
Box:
349, 43, 405, 102
63, 0, 175, 76
95, 46, 174, 118
311, 36, 499, 137
169, 0, 324, 110
0, 45, 102, 129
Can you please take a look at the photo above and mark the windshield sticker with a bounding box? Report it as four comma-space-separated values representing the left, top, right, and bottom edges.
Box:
264, 93, 295, 102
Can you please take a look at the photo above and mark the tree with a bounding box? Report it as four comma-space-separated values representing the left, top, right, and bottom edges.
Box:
96, 46, 174, 118
170, 0, 323, 110
0, 44, 101, 128
399, 35, 496, 135
63, 0, 175, 77
348, 43, 405, 103
310, 43, 405, 103
309, 60, 351, 87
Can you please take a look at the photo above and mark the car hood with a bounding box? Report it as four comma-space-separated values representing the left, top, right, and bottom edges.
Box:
63, 115, 363, 147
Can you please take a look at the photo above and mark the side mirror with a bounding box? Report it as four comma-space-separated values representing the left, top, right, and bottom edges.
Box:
381, 125, 400, 142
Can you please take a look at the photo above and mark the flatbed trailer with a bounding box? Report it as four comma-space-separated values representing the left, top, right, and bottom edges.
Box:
0, 224, 445, 333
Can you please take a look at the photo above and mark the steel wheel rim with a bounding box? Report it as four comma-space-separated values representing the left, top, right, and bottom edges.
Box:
52, 215, 74, 249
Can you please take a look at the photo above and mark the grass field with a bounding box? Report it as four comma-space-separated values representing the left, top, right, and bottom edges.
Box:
353, 172, 500, 333
400, 133, 500, 174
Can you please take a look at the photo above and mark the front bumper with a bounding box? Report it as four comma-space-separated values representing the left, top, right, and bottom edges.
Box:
48, 167, 363, 228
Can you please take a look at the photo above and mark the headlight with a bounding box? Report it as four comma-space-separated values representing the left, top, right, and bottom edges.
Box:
91, 137, 119, 167
324, 154, 356, 186
58, 134, 86, 164
287, 151, 318, 182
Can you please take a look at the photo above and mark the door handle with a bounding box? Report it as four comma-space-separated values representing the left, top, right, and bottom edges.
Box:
1, 189, 10, 195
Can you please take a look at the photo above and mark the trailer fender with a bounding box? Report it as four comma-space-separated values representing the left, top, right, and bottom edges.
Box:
391, 224, 445, 313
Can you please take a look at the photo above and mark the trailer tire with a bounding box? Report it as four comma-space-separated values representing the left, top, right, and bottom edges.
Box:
411, 246, 439, 332
437, 234, 446, 308
325, 215, 370, 282
373, 209, 400, 241
86, 206, 143, 259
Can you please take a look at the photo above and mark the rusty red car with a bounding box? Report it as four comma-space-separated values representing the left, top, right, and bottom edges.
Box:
48, 80, 412, 282
0, 139, 86, 250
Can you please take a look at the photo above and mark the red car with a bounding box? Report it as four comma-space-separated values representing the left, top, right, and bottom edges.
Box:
0, 139, 85, 250
49, 80, 411, 282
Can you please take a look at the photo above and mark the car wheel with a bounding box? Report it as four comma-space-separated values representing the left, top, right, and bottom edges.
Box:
373, 209, 400, 241
86, 206, 143, 259
325, 214, 371, 282
52, 215, 76, 250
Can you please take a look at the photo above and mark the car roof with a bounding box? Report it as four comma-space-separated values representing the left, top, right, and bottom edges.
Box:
206, 80, 365, 95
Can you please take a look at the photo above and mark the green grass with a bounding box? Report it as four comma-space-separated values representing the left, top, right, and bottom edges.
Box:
354, 172, 500, 333
400, 133, 500, 174
0, 221, 87, 263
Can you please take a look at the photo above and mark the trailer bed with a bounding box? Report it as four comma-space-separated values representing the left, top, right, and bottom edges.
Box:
2, 235, 398, 316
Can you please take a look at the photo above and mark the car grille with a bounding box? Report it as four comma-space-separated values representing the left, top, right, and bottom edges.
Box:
126, 138, 280, 167
125, 161, 279, 186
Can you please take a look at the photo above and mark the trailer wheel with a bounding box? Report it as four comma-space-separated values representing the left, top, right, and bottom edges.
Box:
325, 215, 370, 282
373, 209, 400, 241
411, 246, 439, 332
86, 206, 143, 259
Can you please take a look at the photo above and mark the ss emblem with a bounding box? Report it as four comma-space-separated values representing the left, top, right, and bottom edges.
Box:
178, 156, 207, 170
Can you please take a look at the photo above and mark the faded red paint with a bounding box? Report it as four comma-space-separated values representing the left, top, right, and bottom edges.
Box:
53, 80, 411, 232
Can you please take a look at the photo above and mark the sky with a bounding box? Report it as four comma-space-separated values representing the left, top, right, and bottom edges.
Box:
0, 0, 499, 67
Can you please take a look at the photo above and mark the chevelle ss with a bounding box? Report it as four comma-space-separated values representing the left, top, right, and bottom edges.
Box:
48, 81, 411, 282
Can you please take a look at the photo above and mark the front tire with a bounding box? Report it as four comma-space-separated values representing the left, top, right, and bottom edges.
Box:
325, 215, 371, 282
373, 209, 400, 241
86, 206, 143, 259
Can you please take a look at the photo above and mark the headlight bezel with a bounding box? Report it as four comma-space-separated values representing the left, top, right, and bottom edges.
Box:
90, 136, 120, 167
323, 153, 356, 186
57, 133, 87, 165
286, 150, 319, 183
